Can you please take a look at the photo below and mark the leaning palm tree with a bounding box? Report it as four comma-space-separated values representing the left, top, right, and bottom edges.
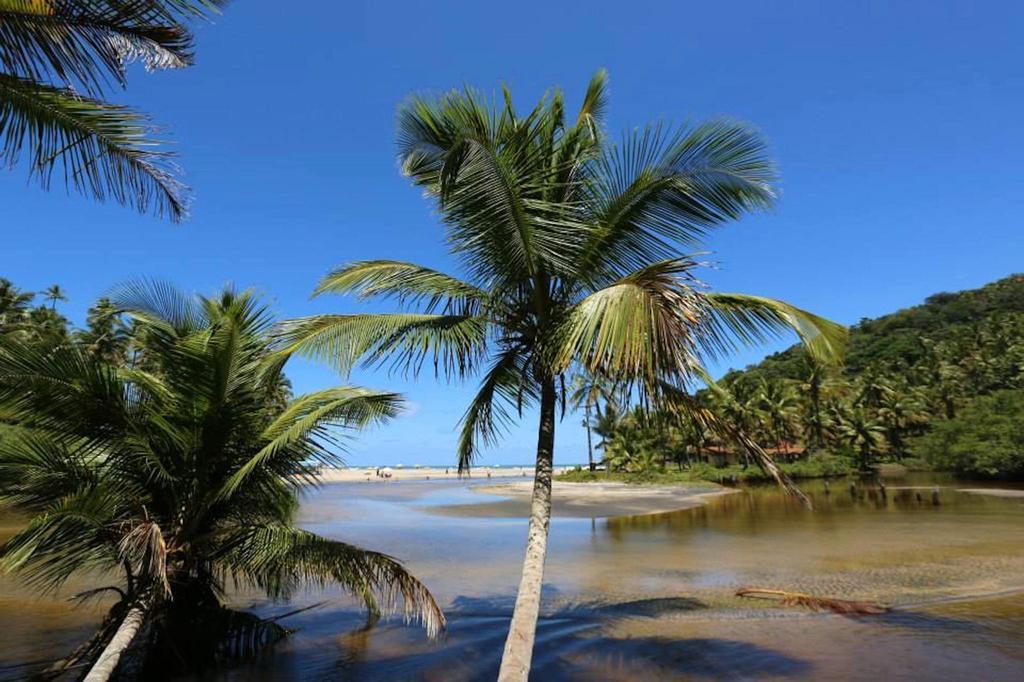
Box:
0, 283, 443, 679
280, 71, 845, 681
0, 0, 226, 220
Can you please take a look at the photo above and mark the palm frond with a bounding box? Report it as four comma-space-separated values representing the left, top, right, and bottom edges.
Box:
577, 120, 776, 281
0, 73, 188, 220
214, 524, 446, 638
0, 0, 198, 94
314, 260, 485, 315
703, 292, 847, 365
553, 258, 708, 386
220, 387, 403, 499
0, 486, 120, 591
397, 86, 586, 283
456, 344, 536, 473
276, 312, 488, 379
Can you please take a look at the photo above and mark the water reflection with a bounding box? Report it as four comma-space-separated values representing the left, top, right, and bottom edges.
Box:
1, 474, 1023, 680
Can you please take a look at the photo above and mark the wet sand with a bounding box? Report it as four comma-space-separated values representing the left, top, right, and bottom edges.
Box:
428, 481, 736, 518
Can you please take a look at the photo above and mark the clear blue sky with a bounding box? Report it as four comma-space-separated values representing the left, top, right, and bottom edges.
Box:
3, 1, 1022, 466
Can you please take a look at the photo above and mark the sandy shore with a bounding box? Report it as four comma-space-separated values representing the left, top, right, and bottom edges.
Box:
317, 466, 575, 483
430, 481, 737, 518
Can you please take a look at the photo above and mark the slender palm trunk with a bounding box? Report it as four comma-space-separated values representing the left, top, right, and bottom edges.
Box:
584, 403, 594, 472
498, 378, 556, 682
84, 598, 148, 681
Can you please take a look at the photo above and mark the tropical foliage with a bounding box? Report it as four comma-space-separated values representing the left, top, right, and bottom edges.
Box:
916, 389, 1024, 479
588, 275, 1024, 478
0, 282, 442, 677
279, 71, 844, 680
0, 0, 225, 220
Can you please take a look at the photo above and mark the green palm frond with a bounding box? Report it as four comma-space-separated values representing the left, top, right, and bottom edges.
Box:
0, 486, 121, 591
276, 312, 488, 379
0, 73, 188, 220
704, 292, 848, 365
553, 258, 707, 386
314, 260, 486, 315
214, 523, 446, 638
220, 387, 404, 498
456, 344, 536, 473
0, 0, 197, 94
0, 430, 99, 511
576, 120, 776, 281
397, 87, 586, 283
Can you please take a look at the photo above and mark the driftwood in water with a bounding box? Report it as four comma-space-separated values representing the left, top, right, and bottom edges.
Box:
736, 587, 889, 615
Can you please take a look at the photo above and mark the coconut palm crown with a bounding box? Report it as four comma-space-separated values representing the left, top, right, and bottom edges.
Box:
280, 70, 846, 681
0, 282, 443, 676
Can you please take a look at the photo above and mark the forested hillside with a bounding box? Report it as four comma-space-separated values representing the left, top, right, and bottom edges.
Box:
571, 275, 1024, 481
727, 274, 1024, 385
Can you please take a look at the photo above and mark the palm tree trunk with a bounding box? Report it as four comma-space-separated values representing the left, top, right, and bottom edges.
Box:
498, 378, 556, 682
585, 403, 594, 472
84, 599, 148, 682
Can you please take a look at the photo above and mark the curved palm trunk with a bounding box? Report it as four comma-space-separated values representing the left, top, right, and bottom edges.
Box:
498, 378, 556, 682
84, 599, 148, 682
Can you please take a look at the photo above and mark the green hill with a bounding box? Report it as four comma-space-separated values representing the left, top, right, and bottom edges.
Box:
716, 274, 1024, 478
725, 274, 1024, 385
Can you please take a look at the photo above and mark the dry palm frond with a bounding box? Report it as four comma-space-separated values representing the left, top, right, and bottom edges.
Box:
736, 587, 889, 615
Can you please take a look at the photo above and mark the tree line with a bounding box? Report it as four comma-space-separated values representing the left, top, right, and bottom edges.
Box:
579, 275, 1024, 480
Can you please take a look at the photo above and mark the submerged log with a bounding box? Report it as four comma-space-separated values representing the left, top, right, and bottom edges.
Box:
736, 587, 889, 615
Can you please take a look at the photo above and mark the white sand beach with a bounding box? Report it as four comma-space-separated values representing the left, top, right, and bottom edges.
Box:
317, 465, 576, 483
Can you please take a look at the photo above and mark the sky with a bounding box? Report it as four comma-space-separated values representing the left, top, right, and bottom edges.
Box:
3, 1, 1023, 466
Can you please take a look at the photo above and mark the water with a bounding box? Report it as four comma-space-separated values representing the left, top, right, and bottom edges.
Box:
2, 474, 1023, 680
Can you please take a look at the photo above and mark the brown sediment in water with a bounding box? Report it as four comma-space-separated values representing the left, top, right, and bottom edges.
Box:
425, 481, 737, 518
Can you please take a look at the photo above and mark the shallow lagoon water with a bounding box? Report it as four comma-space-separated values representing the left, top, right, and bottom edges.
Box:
2, 474, 1023, 680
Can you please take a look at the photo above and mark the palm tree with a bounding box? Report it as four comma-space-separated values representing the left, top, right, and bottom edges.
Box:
78, 296, 131, 363
0, 277, 34, 330
0, 283, 443, 678
43, 283, 67, 310
757, 378, 798, 453
0, 0, 226, 221
839, 408, 885, 472
798, 356, 831, 451
570, 372, 618, 471
280, 71, 844, 681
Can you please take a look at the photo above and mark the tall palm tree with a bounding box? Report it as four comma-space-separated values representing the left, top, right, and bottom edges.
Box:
569, 372, 618, 471
798, 356, 832, 451
43, 283, 67, 310
280, 71, 845, 681
0, 0, 225, 221
756, 378, 799, 454
0, 283, 443, 679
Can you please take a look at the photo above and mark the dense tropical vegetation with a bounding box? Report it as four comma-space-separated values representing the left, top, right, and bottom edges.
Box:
580, 275, 1024, 481
0, 0, 225, 220
0, 281, 442, 678
278, 71, 845, 681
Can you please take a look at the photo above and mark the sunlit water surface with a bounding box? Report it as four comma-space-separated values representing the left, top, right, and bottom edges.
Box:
2, 474, 1023, 680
